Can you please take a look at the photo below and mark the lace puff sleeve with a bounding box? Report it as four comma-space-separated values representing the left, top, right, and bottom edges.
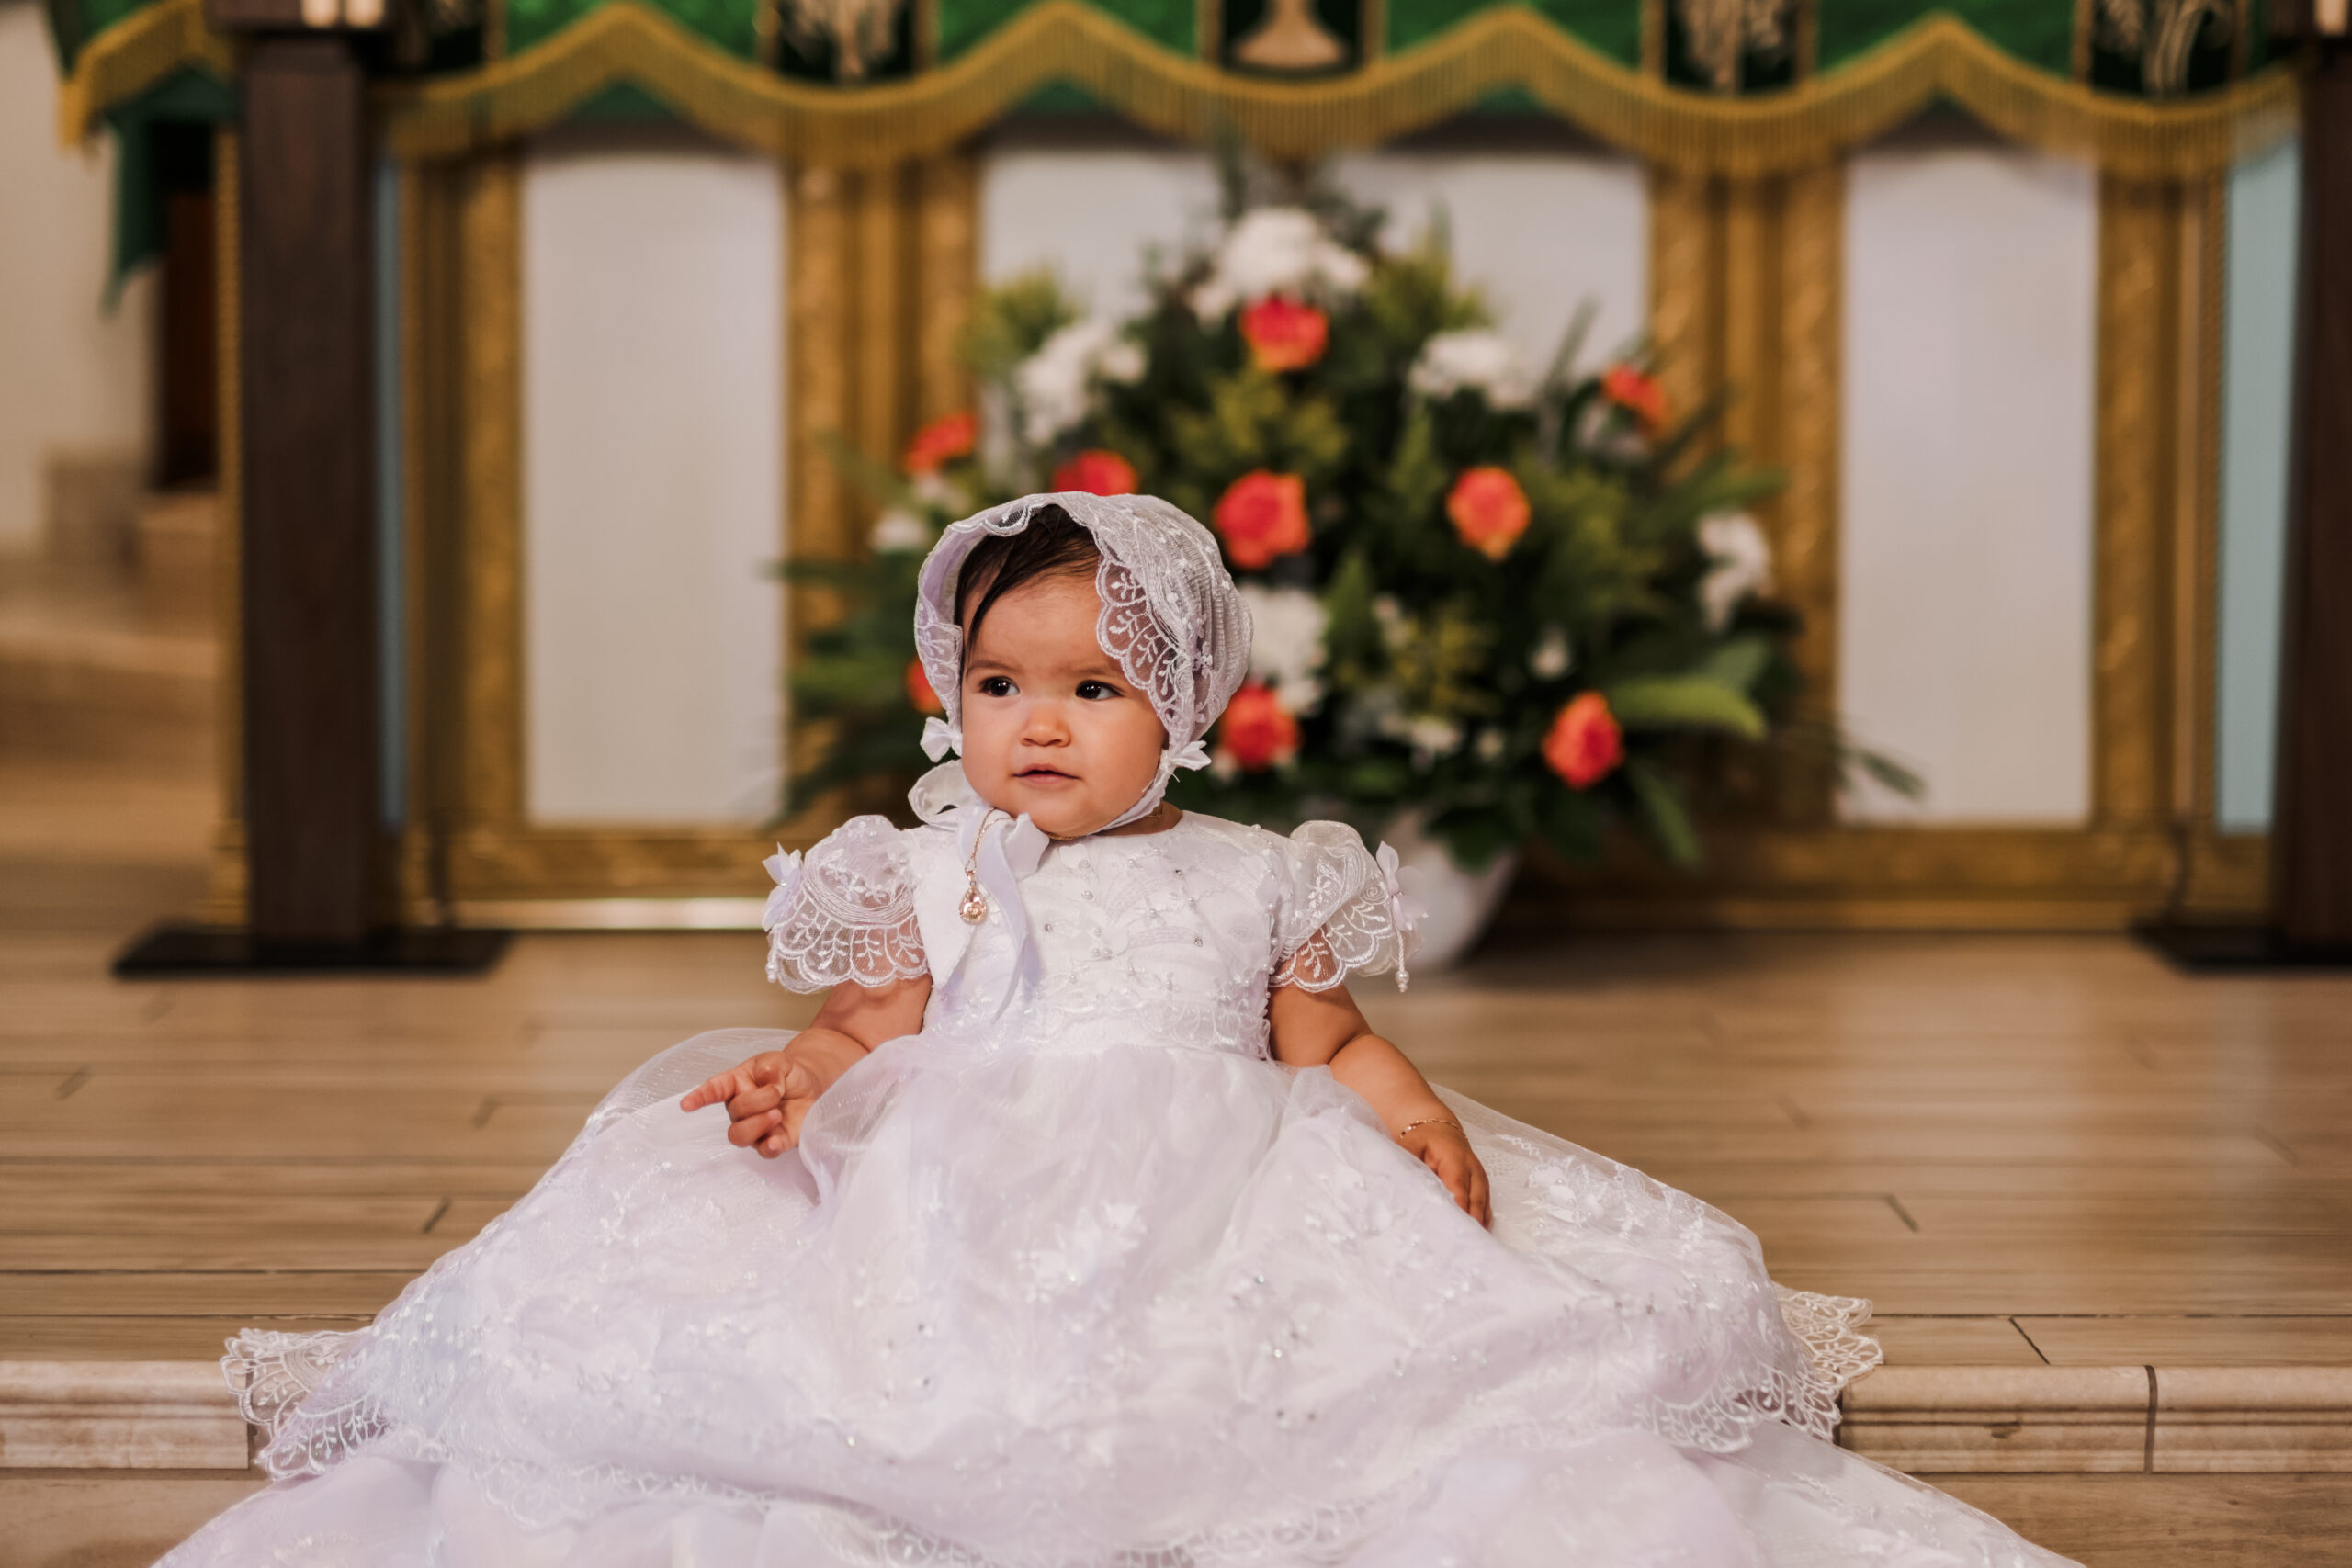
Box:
1272, 822, 1421, 993
763, 816, 928, 992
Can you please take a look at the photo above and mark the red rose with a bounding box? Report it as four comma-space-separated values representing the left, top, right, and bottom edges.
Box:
1543, 693, 1623, 789
1212, 471, 1311, 571
1238, 297, 1329, 373
1219, 682, 1300, 772
1053, 449, 1139, 496
1600, 365, 1668, 434
1446, 467, 1531, 560
905, 657, 944, 716
901, 411, 978, 475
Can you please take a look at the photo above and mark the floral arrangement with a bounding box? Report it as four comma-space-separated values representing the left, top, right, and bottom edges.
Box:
785, 181, 1908, 870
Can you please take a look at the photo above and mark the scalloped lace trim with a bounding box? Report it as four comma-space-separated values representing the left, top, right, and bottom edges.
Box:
1775, 1285, 1883, 1395
765, 818, 929, 993
1273, 831, 1413, 993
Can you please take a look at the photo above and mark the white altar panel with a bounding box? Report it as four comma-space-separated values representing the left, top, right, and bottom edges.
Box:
978, 144, 1646, 370
1838, 144, 2098, 823
1331, 151, 1648, 371
980, 148, 1221, 315
522, 141, 785, 824
2216, 141, 2301, 834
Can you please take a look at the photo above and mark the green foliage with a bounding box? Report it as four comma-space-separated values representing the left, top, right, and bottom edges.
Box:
1602, 675, 1769, 740
958, 269, 1078, 381
784, 168, 1920, 866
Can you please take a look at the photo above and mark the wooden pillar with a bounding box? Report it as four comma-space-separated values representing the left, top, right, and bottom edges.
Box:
235, 37, 380, 944
2273, 44, 2352, 949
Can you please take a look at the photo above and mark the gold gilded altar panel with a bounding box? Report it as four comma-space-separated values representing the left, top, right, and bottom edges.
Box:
339, 126, 2260, 929
1629, 151, 2256, 925
2093, 174, 2176, 830
1645, 164, 1843, 825
380, 149, 979, 919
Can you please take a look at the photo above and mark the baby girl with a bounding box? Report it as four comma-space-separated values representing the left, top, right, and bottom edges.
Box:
682, 501, 1489, 1225
159, 492, 2073, 1567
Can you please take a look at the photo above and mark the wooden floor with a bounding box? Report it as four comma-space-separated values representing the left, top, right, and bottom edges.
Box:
13, 828, 2346, 1366
4, 751, 2351, 1562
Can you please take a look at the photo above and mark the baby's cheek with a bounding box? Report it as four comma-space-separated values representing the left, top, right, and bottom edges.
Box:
1103, 705, 1170, 784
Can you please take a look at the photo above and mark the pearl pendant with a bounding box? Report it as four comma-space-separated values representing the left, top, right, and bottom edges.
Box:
959, 875, 989, 924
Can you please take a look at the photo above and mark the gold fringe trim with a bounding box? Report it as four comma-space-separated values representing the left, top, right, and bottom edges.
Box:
55, 0, 234, 145
64, 0, 2298, 177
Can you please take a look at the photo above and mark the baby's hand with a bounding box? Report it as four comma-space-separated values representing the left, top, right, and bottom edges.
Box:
1399, 1122, 1492, 1227
679, 1051, 827, 1157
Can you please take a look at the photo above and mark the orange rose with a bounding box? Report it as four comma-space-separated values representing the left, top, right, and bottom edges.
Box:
1212, 471, 1311, 571
1238, 297, 1329, 373
901, 411, 978, 475
1600, 365, 1668, 434
1446, 467, 1531, 560
1543, 693, 1623, 789
1219, 682, 1300, 772
905, 657, 944, 716
1052, 449, 1139, 496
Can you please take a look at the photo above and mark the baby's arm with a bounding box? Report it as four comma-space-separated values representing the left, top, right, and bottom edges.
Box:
1270, 982, 1491, 1226
680, 974, 931, 1156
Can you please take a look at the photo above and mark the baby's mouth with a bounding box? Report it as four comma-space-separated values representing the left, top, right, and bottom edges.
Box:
1017, 767, 1077, 784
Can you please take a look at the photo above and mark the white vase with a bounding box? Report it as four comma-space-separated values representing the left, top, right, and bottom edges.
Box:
1377, 815, 1520, 975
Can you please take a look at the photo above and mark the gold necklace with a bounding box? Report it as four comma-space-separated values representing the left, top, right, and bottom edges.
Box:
958, 810, 999, 924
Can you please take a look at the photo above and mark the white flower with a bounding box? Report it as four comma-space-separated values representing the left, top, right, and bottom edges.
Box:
1013, 319, 1136, 446
1697, 511, 1775, 631
1238, 583, 1328, 714
869, 510, 933, 554
1408, 329, 1540, 411
1376, 711, 1465, 771
908, 470, 962, 509
1096, 338, 1146, 384
1190, 208, 1369, 321
1530, 625, 1573, 679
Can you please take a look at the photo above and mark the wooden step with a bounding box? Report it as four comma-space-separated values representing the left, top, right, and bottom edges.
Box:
132, 490, 220, 630
0, 1360, 2343, 1567
4, 1359, 2343, 1476
0, 561, 216, 763
1840, 1364, 2352, 1473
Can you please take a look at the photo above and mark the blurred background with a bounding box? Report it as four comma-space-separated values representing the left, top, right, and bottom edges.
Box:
0, 0, 2320, 944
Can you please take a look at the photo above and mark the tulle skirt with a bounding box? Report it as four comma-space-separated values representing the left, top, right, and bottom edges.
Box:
161, 1029, 2072, 1568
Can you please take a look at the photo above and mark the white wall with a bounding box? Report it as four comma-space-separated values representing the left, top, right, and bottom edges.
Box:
2216, 140, 2300, 834
521, 139, 785, 825
0, 5, 153, 549
979, 147, 1222, 315
978, 144, 1648, 371
1838, 144, 2099, 824
1332, 150, 1648, 371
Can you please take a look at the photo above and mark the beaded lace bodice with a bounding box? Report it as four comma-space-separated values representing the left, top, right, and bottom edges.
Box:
765, 812, 1413, 1058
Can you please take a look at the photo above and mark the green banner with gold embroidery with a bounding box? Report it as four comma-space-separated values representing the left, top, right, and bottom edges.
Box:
49, 0, 2296, 185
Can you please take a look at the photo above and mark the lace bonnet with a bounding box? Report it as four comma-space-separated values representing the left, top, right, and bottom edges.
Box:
911, 491, 1254, 831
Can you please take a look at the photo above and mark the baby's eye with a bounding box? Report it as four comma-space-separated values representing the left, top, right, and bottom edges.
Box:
1076, 681, 1120, 701
975, 676, 1016, 698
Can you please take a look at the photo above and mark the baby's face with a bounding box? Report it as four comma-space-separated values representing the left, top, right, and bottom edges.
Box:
958, 570, 1170, 839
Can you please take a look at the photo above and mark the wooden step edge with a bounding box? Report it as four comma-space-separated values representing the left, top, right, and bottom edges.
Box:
4, 1360, 2346, 1475
1839, 1364, 2352, 1474
0, 1361, 245, 1471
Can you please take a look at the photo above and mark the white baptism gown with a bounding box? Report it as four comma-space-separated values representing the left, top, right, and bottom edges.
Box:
161, 813, 2074, 1568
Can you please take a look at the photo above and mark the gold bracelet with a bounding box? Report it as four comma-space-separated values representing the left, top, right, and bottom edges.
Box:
1394, 1116, 1464, 1142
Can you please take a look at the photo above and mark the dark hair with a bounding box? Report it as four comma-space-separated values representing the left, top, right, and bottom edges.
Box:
954, 506, 1101, 651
